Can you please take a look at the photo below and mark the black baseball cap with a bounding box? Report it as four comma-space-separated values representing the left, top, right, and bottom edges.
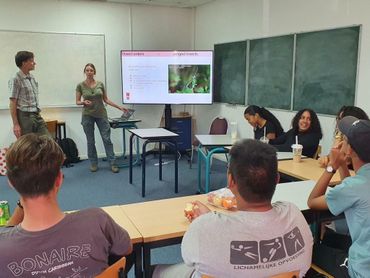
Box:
338, 116, 370, 162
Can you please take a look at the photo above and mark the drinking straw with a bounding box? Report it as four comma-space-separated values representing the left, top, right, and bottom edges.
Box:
264, 127, 266, 138
295, 135, 298, 145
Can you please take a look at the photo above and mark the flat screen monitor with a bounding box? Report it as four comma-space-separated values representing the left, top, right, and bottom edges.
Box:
121, 50, 213, 104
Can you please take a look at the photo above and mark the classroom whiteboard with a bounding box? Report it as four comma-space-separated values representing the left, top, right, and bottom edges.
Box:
0, 30, 105, 108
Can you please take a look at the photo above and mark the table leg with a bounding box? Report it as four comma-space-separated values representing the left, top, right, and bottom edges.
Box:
117, 125, 141, 168
134, 243, 143, 278
174, 140, 178, 193
122, 127, 127, 158
62, 123, 66, 139
205, 152, 211, 193
159, 141, 162, 181
204, 147, 228, 193
197, 145, 202, 193
135, 136, 141, 166
143, 245, 151, 278
314, 211, 322, 244
57, 124, 62, 141
141, 238, 183, 278
129, 134, 134, 184
142, 141, 148, 198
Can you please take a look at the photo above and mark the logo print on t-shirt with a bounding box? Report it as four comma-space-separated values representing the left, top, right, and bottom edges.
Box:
260, 237, 286, 263
230, 226, 305, 265
230, 241, 259, 265
283, 227, 305, 256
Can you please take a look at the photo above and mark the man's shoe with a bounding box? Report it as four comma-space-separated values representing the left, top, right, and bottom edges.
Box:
90, 164, 98, 172
111, 165, 119, 173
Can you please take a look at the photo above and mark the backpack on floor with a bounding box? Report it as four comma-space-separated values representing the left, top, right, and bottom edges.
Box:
58, 138, 80, 167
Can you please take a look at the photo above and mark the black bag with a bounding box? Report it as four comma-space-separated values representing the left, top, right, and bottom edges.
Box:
312, 243, 350, 278
58, 138, 80, 167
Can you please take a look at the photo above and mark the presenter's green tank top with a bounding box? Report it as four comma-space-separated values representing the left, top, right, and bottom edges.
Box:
76, 81, 108, 118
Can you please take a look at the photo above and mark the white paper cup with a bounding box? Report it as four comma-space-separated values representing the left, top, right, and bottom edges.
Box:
260, 136, 269, 144
291, 144, 303, 162
231, 131, 237, 140
230, 122, 238, 139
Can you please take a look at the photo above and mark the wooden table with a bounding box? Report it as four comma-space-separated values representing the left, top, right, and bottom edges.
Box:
121, 195, 207, 242
120, 195, 227, 277
276, 151, 306, 160
278, 158, 353, 186
224, 149, 304, 161
101, 206, 142, 244
90, 206, 144, 278
120, 180, 316, 277
65, 206, 143, 277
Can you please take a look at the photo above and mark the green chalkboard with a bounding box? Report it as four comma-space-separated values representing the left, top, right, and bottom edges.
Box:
214, 41, 247, 104
294, 26, 359, 115
248, 35, 294, 109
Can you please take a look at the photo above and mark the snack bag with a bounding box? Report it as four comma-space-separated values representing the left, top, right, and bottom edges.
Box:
184, 203, 195, 218
184, 202, 200, 221
207, 188, 236, 210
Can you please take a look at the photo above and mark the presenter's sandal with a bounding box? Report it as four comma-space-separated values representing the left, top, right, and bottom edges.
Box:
111, 165, 119, 173
90, 164, 98, 172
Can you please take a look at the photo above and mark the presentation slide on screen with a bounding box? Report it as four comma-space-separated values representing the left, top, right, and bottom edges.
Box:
121, 51, 213, 104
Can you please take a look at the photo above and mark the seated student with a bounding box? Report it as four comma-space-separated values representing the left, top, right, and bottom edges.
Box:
244, 105, 284, 140
307, 116, 370, 278
270, 108, 322, 158
153, 139, 313, 278
318, 106, 369, 239
0, 134, 133, 277
319, 105, 369, 170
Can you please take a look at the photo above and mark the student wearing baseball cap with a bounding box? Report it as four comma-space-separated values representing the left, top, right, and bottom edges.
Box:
308, 116, 370, 277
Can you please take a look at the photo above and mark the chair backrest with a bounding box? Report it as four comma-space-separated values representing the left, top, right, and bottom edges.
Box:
46, 120, 58, 140
95, 257, 126, 278
270, 270, 300, 278
209, 117, 228, 135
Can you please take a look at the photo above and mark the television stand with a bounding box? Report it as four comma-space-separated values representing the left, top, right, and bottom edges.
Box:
164, 104, 172, 130
149, 106, 192, 159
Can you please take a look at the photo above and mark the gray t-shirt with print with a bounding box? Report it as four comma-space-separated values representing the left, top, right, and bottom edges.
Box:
0, 208, 131, 277
182, 201, 313, 278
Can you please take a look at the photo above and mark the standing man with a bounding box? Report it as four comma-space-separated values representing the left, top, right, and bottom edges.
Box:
308, 116, 370, 277
9, 51, 49, 138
